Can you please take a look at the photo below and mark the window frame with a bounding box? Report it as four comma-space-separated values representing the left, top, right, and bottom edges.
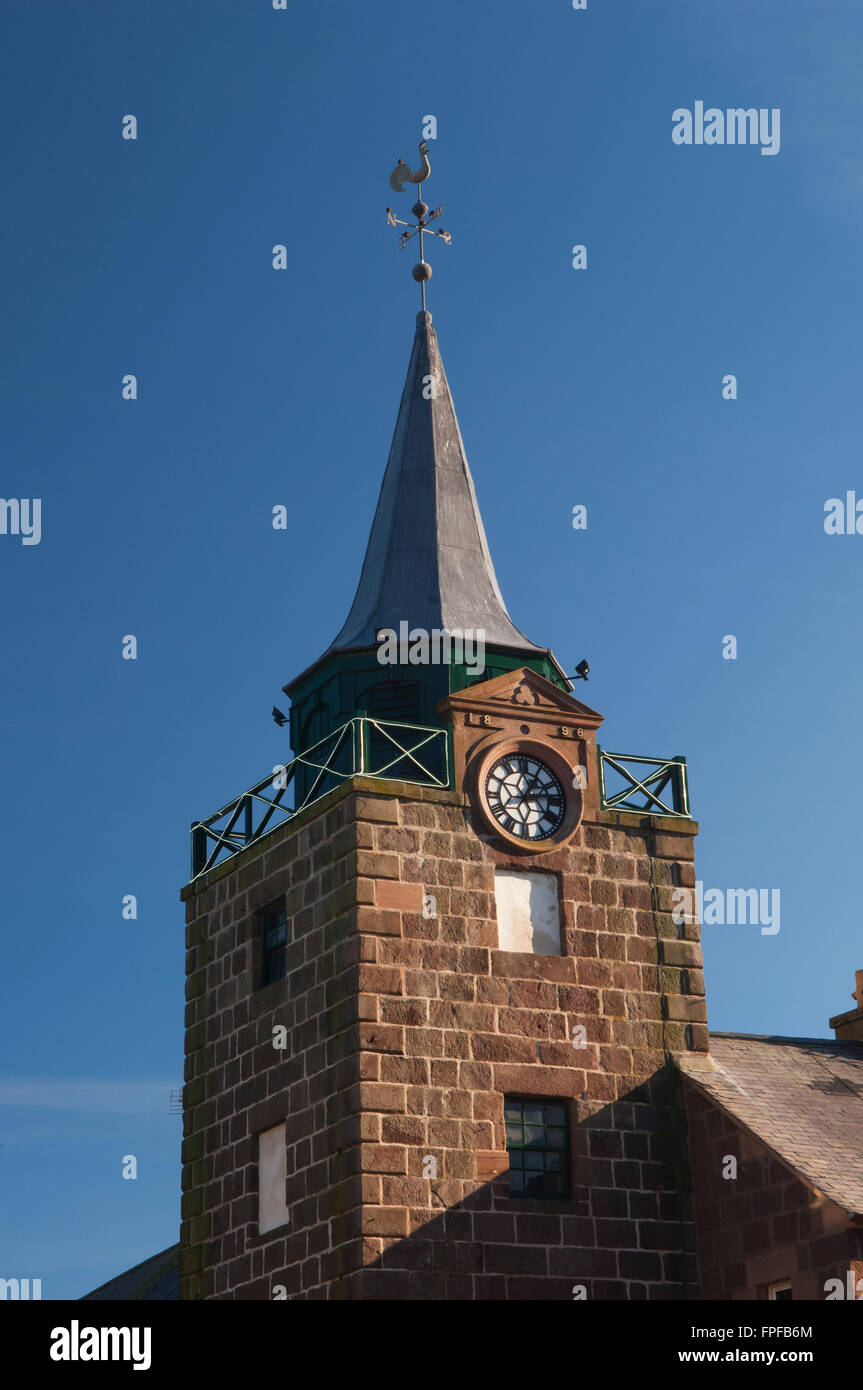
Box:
767, 1280, 792, 1301
259, 900, 288, 989
504, 1095, 573, 1201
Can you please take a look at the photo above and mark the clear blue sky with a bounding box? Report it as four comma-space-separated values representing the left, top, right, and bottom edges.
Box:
2, 0, 862, 1299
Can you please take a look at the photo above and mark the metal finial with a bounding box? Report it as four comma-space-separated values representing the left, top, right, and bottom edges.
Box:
386, 140, 452, 312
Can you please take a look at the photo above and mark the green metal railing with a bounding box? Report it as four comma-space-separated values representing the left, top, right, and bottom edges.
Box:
597, 748, 690, 819
190, 717, 450, 880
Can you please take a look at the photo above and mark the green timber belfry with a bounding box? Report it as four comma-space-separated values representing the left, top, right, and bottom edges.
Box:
284, 307, 570, 797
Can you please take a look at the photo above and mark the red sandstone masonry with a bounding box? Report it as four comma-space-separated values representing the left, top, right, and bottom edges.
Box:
180, 776, 704, 1300
684, 1086, 861, 1300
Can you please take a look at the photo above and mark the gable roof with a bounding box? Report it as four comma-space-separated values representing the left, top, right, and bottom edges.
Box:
678, 1032, 863, 1218
80, 1244, 179, 1301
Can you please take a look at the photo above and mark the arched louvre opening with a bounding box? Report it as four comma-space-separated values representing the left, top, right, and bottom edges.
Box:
363, 679, 443, 784
293, 702, 347, 809
300, 704, 329, 752
366, 678, 422, 726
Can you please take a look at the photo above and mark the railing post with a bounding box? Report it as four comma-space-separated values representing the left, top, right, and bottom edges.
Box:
243, 795, 253, 845
672, 756, 689, 817
191, 824, 207, 878
596, 745, 606, 809
354, 710, 368, 776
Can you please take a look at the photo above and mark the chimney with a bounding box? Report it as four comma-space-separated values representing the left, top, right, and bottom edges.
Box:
829, 970, 863, 1041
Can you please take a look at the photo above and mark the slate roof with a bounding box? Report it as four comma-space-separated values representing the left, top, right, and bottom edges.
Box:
323, 310, 548, 658
678, 1032, 863, 1217
80, 1244, 179, 1301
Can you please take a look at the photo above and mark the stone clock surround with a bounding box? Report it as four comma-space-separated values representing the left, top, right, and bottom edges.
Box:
442, 668, 600, 854
440, 667, 603, 808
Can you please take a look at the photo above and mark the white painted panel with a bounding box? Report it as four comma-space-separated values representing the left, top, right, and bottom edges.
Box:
495, 870, 561, 955
258, 1123, 290, 1234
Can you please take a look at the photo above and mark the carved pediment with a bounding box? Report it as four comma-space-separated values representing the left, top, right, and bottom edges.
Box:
441, 667, 603, 728
438, 666, 603, 810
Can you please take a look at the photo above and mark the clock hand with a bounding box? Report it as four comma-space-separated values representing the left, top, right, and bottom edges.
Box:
523, 776, 547, 801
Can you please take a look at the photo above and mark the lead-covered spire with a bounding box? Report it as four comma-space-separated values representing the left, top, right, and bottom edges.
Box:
323, 309, 546, 657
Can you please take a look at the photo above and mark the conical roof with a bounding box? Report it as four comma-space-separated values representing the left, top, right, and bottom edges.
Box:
323, 310, 546, 656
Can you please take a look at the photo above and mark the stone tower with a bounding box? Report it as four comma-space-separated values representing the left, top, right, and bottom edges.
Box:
180, 308, 706, 1301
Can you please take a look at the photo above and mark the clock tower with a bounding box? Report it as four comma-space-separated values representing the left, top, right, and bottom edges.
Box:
180, 199, 706, 1301
283, 308, 569, 809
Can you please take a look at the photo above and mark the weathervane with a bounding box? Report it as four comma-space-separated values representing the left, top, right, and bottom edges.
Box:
386, 140, 452, 312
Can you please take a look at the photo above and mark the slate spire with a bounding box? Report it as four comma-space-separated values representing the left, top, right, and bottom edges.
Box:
324, 310, 546, 657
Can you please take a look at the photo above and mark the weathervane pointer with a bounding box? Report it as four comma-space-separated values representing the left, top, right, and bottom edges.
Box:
385, 139, 452, 312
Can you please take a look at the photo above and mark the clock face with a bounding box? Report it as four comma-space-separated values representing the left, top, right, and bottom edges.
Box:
484, 753, 567, 842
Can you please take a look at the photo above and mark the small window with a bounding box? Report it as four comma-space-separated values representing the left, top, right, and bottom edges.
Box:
258, 1123, 290, 1234
505, 1098, 571, 1199
261, 904, 287, 986
768, 1281, 792, 1301
495, 870, 561, 955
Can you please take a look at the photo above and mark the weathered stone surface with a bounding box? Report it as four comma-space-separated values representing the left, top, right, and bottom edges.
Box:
181, 772, 702, 1301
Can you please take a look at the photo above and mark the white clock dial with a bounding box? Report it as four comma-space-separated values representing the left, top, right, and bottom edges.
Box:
484, 753, 566, 841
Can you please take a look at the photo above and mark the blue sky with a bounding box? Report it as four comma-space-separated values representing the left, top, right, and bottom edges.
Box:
2, 0, 862, 1299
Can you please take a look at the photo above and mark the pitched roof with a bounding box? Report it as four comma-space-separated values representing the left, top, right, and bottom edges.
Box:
678, 1032, 863, 1217
80, 1244, 179, 1301
323, 310, 547, 658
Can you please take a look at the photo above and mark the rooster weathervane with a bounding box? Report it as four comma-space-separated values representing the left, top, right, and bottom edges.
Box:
386, 140, 452, 312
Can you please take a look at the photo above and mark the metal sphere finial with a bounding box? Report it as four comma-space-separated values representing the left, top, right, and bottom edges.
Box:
385, 138, 453, 311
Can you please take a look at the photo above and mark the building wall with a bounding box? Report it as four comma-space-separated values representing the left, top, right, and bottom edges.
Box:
684, 1088, 860, 1299
181, 776, 707, 1300
180, 787, 364, 1300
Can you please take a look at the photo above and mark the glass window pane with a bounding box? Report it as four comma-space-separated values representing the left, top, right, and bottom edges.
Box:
263, 909, 287, 954
263, 945, 286, 985
502, 1097, 571, 1199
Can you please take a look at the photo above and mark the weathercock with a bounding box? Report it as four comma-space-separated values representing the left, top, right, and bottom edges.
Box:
389, 140, 431, 193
